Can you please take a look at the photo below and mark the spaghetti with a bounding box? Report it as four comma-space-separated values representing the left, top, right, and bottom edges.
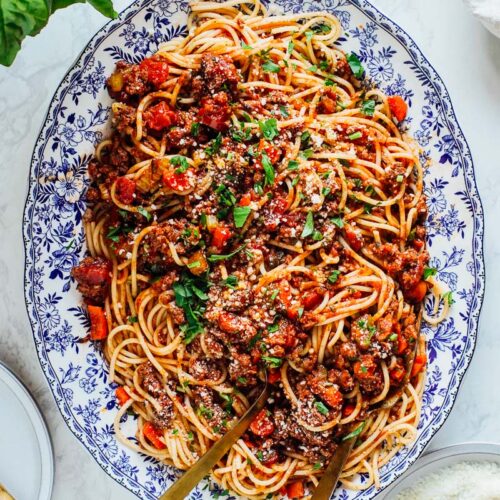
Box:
70, 1, 449, 497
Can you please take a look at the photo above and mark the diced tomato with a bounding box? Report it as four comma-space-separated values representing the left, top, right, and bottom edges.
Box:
390, 363, 406, 383
344, 226, 364, 251
88, 305, 108, 341
140, 57, 170, 87
321, 385, 343, 408
302, 289, 324, 310
162, 170, 192, 192
258, 139, 281, 164
239, 193, 251, 206
387, 95, 408, 121
249, 409, 275, 438
145, 101, 177, 131
286, 480, 305, 499
412, 239, 424, 251
268, 369, 281, 384
411, 354, 427, 378
115, 176, 136, 205
263, 196, 289, 231
116, 386, 131, 406
199, 93, 231, 131
397, 335, 408, 355
143, 421, 166, 450
277, 280, 299, 320
211, 225, 232, 251
217, 312, 240, 334
342, 404, 356, 418
406, 281, 428, 303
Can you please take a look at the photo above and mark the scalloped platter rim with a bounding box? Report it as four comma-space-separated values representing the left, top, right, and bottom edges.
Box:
23, 0, 485, 498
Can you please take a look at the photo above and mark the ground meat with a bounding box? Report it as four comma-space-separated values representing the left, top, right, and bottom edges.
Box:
151, 270, 179, 292
107, 61, 150, 104
327, 368, 355, 393
153, 392, 174, 430
191, 53, 240, 98
228, 348, 258, 386
188, 357, 223, 382
202, 333, 225, 359
206, 311, 257, 346
381, 162, 406, 196
137, 362, 164, 397
112, 104, 136, 134
335, 55, 353, 80
191, 386, 226, 428
165, 303, 185, 325
354, 354, 384, 395
138, 219, 200, 273
368, 243, 429, 294
207, 284, 253, 314
71, 256, 111, 304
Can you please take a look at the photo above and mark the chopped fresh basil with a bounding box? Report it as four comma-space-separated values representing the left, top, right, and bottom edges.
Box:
328, 271, 341, 284
346, 52, 364, 79
287, 40, 294, 54
233, 205, 252, 228
262, 60, 280, 73
301, 211, 314, 238
205, 132, 222, 156
259, 118, 279, 140
137, 206, 151, 221
307, 64, 318, 72
223, 275, 239, 289
267, 323, 279, 333
262, 355, 283, 368
315, 400, 329, 415
331, 216, 344, 229
423, 267, 438, 280
170, 155, 189, 173
191, 122, 200, 136
299, 148, 313, 160
349, 131, 362, 140
443, 291, 454, 305
305, 30, 313, 42
342, 421, 366, 441
361, 99, 375, 116
208, 244, 247, 263
241, 41, 253, 50
288, 160, 299, 171
261, 152, 275, 186
279, 105, 289, 117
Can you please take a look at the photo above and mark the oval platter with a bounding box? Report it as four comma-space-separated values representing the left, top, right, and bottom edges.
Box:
23, 0, 485, 498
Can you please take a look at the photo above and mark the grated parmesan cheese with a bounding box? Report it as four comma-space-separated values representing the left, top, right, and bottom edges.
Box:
395, 461, 500, 499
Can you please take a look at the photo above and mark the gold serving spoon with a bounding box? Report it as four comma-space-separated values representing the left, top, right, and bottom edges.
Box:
312, 311, 423, 499
159, 374, 269, 499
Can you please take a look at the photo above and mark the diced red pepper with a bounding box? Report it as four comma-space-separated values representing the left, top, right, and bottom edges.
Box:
143, 422, 166, 450
302, 289, 324, 310
286, 480, 305, 499
390, 364, 406, 383
387, 95, 408, 121
140, 57, 170, 87
199, 93, 231, 131
249, 409, 275, 438
116, 386, 131, 406
342, 404, 356, 418
145, 101, 177, 131
211, 226, 232, 251
268, 369, 282, 384
411, 354, 426, 378
406, 281, 428, 303
115, 176, 136, 205
88, 305, 108, 341
162, 170, 192, 192
344, 226, 364, 251
397, 335, 408, 355
258, 139, 281, 164
239, 193, 251, 206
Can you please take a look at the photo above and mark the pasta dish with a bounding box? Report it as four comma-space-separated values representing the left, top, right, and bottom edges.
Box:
70, 0, 447, 497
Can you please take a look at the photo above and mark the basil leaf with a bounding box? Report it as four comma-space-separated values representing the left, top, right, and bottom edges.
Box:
262, 355, 283, 368
346, 52, 364, 79
287, 160, 299, 171
191, 122, 200, 136
170, 155, 189, 173
423, 267, 437, 280
258, 118, 279, 141
208, 244, 247, 263
233, 206, 251, 228
205, 133, 222, 156
287, 40, 294, 54
328, 270, 341, 284
314, 400, 329, 415
342, 421, 366, 441
137, 206, 152, 221
0, 0, 116, 67
361, 99, 375, 116
241, 41, 253, 50
261, 152, 275, 186
301, 211, 314, 238
262, 60, 280, 73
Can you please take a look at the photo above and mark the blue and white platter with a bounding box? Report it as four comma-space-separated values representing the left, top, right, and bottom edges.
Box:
23, 0, 485, 498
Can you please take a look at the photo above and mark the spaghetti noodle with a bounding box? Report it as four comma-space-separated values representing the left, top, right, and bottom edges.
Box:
70, 1, 448, 497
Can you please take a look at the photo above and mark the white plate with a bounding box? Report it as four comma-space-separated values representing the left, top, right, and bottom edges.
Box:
0, 361, 54, 500
380, 443, 500, 498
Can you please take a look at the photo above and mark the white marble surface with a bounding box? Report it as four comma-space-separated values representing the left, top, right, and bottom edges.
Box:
0, 0, 499, 498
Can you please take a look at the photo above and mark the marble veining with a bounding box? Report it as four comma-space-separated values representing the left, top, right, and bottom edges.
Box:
0, 0, 499, 498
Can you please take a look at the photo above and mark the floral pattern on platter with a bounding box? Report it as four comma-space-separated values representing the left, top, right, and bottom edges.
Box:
23, 0, 485, 499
